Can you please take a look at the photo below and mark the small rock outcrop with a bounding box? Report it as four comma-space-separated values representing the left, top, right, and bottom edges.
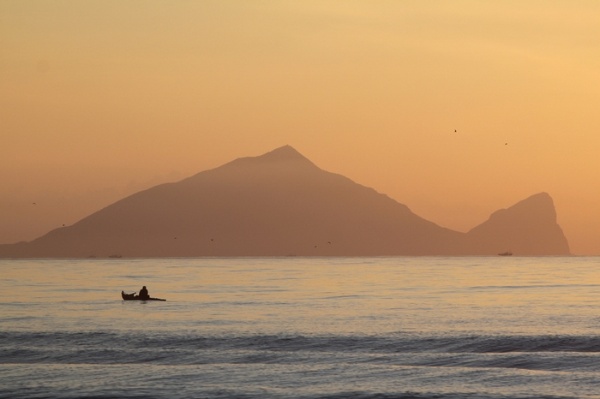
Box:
466, 192, 570, 255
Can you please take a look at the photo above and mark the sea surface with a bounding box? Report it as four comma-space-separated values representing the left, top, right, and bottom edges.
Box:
1, 257, 600, 399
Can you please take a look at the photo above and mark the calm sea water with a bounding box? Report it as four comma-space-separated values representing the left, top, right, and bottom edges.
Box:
1, 257, 600, 399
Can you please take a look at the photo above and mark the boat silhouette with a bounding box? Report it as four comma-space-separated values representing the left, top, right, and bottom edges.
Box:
121, 291, 166, 301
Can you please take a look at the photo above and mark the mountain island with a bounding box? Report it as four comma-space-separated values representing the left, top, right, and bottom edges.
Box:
0, 146, 570, 257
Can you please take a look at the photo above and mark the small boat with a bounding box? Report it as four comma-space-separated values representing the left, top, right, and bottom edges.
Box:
498, 251, 513, 256
121, 291, 166, 301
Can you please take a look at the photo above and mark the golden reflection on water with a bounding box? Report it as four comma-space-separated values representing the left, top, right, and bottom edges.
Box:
1, 257, 599, 335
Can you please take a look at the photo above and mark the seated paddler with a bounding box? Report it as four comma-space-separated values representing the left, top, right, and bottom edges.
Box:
139, 285, 149, 300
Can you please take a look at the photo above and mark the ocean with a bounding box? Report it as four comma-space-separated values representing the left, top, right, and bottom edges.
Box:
1, 257, 599, 399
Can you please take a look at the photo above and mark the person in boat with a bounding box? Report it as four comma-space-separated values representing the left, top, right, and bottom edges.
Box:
139, 286, 149, 300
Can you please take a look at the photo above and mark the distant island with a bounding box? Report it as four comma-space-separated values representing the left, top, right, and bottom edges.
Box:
0, 145, 570, 258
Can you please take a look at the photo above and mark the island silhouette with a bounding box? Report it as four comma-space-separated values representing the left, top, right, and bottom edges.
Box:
0, 145, 570, 257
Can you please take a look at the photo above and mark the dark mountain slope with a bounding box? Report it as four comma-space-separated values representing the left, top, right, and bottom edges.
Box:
0, 146, 569, 257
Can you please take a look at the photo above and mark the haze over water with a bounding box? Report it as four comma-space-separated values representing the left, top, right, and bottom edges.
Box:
2, 257, 600, 398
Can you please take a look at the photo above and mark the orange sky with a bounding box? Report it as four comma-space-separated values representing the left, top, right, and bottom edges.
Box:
2, 1, 600, 254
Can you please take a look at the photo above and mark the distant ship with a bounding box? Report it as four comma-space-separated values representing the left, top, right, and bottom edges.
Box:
498, 251, 513, 256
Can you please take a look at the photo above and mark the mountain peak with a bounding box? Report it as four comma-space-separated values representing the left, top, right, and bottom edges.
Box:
267, 144, 300, 155
258, 145, 310, 162
488, 192, 556, 223
520, 192, 553, 207
224, 145, 317, 170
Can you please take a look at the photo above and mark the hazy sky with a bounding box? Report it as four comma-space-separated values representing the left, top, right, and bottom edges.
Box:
2, 1, 600, 254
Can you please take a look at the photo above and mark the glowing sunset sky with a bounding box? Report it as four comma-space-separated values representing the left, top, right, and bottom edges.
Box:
2, 1, 600, 254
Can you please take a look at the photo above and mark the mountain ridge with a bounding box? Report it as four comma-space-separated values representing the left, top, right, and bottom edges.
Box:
0, 146, 570, 257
